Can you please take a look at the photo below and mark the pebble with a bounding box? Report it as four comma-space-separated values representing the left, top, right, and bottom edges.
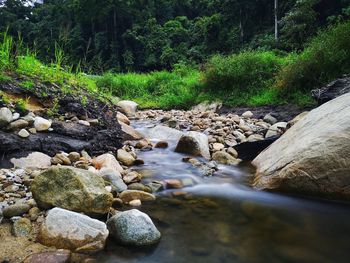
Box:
18, 129, 30, 138
3, 203, 31, 218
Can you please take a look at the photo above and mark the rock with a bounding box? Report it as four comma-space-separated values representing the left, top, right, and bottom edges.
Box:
12, 112, 20, 121
121, 122, 144, 141
29, 207, 41, 221
154, 141, 169, 148
212, 143, 225, 152
107, 209, 161, 246
0, 107, 13, 126
53, 153, 71, 165
288, 111, 309, 127
4, 184, 19, 192
9, 119, 29, 130
116, 100, 138, 117
233, 130, 246, 142
192, 101, 222, 113
146, 182, 164, 193
123, 171, 142, 184
78, 120, 90, 126
117, 112, 130, 125
18, 129, 30, 138
164, 179, 183, 189
34, 117, 51, 131
23, 250, 71, 263
175, 131, 210, 159
22, 112, 35, 124
38, 208, 109, 253
140, 125, 184, 141
117, 149, 135, 166
247, 134, 264, 142
127, 183, 152, 193
263, 114, 278, 125
242, 111, 253, 118
227, 147, 238, 158
28, 127, 37, 134
10, 152, 52, 169
129, 199, 142, 207
212, 151, 240, 165
253, 93, 350, 201
100, 168, 127, 193
92, 153, 124, 173
265, 122, 288, 138
31, 166, 113, 214
119, 190, 156, 203
12, 217, 32, 237
68, 152, 80, 162
3, 203, 31, 218
311, 76, 350, 105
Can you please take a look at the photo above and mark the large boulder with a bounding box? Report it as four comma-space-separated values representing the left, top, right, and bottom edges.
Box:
311, 76, 350, 105
31, 166, 113, 214
38, 208, 109, 253
175, 131, 210, 159
107, 209, 161, 246
253, 93, 350, 201
116, 100, 138, 117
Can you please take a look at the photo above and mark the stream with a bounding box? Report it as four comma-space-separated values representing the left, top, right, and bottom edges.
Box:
99, 120, 350, 263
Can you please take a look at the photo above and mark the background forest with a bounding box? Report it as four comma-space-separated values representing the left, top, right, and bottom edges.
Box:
1, 0, 350, 108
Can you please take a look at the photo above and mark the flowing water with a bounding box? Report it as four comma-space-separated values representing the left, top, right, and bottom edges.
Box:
99, 120, 350, 263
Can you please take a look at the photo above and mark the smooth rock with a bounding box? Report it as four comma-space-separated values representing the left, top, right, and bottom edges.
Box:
175, 131, 210, 159
34, 117, 51, 131
78, 120, 90, 126
242, 111, 253, 118
3, 203, 31, 218
140, 125, 184, 141
107, 209, 161, 246
31, 166, 113, 214
18, 129, 30, 138
154, 141, 169, 148
117, 149, 135, 166
127, 183, 152, 193
116, 100, 138, 117
212, 143, 225, 152
129, 199, 142, 207
38, 208, 109, 253
253, 93, 350, 201
119, 190, 156, 203
9, 119, 29, 130
92, 153, 124, 173
212, 151, 240, 166
121, 122, 144, 141
0, 107, 13, 126
23, 250, 71, 263
68, 152, 80, 162
117, 112, 130, 125
100, 168, 127, 193
11, 152, 52, 169
123, 171, 142, 184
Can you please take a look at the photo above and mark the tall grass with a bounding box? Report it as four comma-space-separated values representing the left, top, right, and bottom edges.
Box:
0, 31, 13, 70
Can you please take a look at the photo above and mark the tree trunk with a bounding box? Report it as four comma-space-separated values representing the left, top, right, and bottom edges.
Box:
274, 0, 278, 41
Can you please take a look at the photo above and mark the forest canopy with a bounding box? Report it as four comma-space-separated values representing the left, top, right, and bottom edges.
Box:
1, 0, 349, 73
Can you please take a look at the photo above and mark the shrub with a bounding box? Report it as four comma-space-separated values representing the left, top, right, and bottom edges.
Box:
277, 21, 350, 94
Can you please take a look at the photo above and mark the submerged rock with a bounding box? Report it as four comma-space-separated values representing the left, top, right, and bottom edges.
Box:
212, 151, 240, 165
175, 131, 210, 159
23, 250, 71, 263
107, 209, 161, 246
38, 208, 109, 253
31, 166, 113, 214
253, 93, 350, 201
119, 190, 156, 203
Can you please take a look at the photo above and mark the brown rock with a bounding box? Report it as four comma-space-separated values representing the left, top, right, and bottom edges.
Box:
23, 250, 71, 263
119, 190, 156, 203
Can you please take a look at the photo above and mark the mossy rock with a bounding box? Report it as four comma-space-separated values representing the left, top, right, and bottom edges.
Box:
31, 166, 113, 215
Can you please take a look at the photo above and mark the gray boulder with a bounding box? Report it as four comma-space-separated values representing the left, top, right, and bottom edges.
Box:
38, 208, 109, 253
253, 93, 350, 201
107, 209, 161, 246
175, 131, 210, 159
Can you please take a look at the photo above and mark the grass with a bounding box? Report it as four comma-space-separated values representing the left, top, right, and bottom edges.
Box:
4, 22, 348, 110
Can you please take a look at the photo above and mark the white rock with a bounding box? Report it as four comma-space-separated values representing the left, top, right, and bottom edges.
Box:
34, 117, 51, 131
116, 100, 138, 117
18, 129, 30, 138
265, 122, 288, 138
92, 153, 124, 173
0, 107, 13, 126
10, 152, 51, 169
78, 120, 90, 126
175, 131, 211, 159
12, 112, 20, 121
242, 111, 254, 118
38, 208, 109, 253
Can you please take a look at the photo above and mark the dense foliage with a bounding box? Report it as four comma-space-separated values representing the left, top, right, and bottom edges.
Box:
1, 0, 349, 72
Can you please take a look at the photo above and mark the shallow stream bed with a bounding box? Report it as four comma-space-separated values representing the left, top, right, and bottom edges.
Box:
97, 120, 350, 263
